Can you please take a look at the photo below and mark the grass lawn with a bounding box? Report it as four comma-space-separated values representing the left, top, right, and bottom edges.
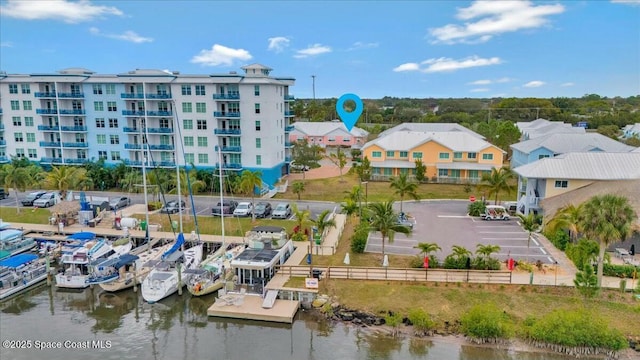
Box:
0, 207, 52, 224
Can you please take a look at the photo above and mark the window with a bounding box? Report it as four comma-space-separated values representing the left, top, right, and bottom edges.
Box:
451, 169, 461, 178
438, 169, 449, 177
195, 85, 205, 96
255, 103, 260, 114
538, 154, 550, 160
26, 133, 35, 142
96, 118, 105, 128
255, 121, 261, 131
439, 152, 450, 159
256, 138, 261, 148
24, 117, 34, 126
372, 151, 382, 158
105, 84, 116, 95
386, 151, 394, 158
328, 137, 335, 142
96, 134, 106, 144
254, 85, 260, 96
77, 150, 87, 159
482, 153, 494, 160
107, 101, 117, 112
94, 102, 104, 111
184, 153, 194, 164
110, 135, 119, 144
183, 119, 193, 129
23, 101, 32, 110
555, 180, 568, 188
469, 170, 479, 179
15, 149, 25, 158
195, 102, 206, 113
184, 136, 194, 146
109, 118, 118, 128
181, 85, 192, 96
399, 151, 408, 158
383, 168, 392, 176
468, 152, 477, 159
9, 84, 18, 94
413, 152, 423, 159
12, 117, 21, 126
14, 133, 24, 142
198, 153, 208, 164
21, 84, 30, 94
93, 84, 103, 95
28, 149, 37, 159
98, 151, 107, 159
197, 136, 207, 147
454, 152, 463, 159
10, 100, 19, 110
343, 137, 351, 142
111, 151, 121, 161
256, 155, 262, 165
196, 120, 207, 130
182, 102, 192, 113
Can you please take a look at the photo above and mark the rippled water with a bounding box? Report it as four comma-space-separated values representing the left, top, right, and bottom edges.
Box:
0, 284, 578, 360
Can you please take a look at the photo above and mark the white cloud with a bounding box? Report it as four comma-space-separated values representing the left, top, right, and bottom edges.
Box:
496, 77, 514, 83
392, 63, 421, 72
394, 56, 502, 73
561, 82, 575, 87
348, 41, 379, 51
191, 44, 252, 66
469, 79, 492, 85
0, 0, 123, 23
470, 88, 490, 92
89, 27, 153, 43
267, 36, 290, 53
294, 44, 332, 58
0, 41, 13, 48
611, 0, 640, 6
429, 0, 565, 44
523, 80, 545, 88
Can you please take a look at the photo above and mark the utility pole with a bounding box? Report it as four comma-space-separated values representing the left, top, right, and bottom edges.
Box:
311, 75, 316, 101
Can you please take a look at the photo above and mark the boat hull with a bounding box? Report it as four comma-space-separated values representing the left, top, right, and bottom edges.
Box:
188, 280, 224, 297
54, 274, 90, 289
0, 263, 49, 300
141, 244, 202, 303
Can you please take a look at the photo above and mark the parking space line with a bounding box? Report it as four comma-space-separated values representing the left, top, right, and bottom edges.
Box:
540, 248, 547, 255
437, 215, 471, 218
532, 238, 539, 246
481, 237, 529, 241
547, 256, 554, 262
478, 231, 525, 234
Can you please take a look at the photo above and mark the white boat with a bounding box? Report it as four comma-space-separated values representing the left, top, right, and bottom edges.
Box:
55, 235, 132, 289
97, 242, 173, 292
0, 253, 49, 300
185, 243, 245, 297
141, 234, 203, 303
0, 222, 37, 260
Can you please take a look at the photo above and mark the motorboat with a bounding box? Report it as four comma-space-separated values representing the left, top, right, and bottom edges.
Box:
185, 243, 245, 297
0, 222, 37, 260
0, 253, 49, 300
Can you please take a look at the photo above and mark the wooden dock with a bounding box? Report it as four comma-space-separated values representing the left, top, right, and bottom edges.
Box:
207, 293, 299, 324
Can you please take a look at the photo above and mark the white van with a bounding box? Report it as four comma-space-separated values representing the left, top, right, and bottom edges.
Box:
483, 205, 510, 221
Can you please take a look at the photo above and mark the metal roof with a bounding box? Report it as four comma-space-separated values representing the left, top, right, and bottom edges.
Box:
292, 121, 368, 137
510, 133, 635, 154
379, 123, 485, 139
363, 131, 501, 153
513, 152, 640, 179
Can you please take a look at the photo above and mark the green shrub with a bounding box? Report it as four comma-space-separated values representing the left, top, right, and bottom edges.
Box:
516, 261, 535, 273
524, 309, 628, 351
545, 230, 570, 251
350, 222, 369, 253
384, 312, 403, 337
443, 255, 469, 269
467, 201, 487, 217
409, 256, 424, 268
471, 257, 501, 270
148, 201, 163, 211
407, 309, 435, 336
565, 239, 599, 269
603, 263, 640, 278
461, 303, 512, 340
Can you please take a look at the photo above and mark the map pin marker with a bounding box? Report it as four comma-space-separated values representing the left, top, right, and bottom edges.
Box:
336, 93, 363, 132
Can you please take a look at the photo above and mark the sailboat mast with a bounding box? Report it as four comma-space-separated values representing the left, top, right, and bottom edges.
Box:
141, 82, 150, 245
174, 101, 183, 234
218, 145, 225, 248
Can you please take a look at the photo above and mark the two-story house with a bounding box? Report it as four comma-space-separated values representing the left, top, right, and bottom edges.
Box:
289, 121, 369, 151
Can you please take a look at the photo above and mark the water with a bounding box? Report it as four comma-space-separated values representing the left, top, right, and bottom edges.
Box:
0, 285, 578, 360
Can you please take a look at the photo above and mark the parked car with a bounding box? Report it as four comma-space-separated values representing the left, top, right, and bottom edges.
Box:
254, 202, 272, 218
33, 192, 58, 208
396, 212, 414, 229
110, 197, 131, 210
290, 161, 310, 172
0, 188, 8, 199
212, 200, 238, 216
160, 200, 186, 214
233, 202, 253, 217
21, 191, 47, 206
272, 203, 292, 219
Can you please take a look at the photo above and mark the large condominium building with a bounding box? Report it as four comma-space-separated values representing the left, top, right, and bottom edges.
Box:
0, 63, 295, 188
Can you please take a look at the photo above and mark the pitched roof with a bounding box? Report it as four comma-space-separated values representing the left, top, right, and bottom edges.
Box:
292, 121, 368, 137
510, 133, 635, 154
513, 152, 640, 180
379, 123, 485, 139
363, 131, 502, 153
516, 119, 585, 139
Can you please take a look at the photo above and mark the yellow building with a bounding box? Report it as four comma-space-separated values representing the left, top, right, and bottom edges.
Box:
361, 130, 505, 183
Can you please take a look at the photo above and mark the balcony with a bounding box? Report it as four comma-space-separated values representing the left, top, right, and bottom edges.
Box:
156, 161, 176, 167
149, 127, 174, 134
124, 143, 142, 150
284, 95, 295, 101
59, 109, 86, 115
65, 158, 88, 164
122, 159, 143, 166
39, 141, 61, 147
0, 156, 8, 163
63, 142, 88, 148
285, 141, 293, 148
148, 144, 174, 151
57, 92, 84, 98
122, 110, 145, 116
34, 92, 57, 98
285, 156, 292, 162
214, 146, 242, 153
214, 128, 241, 135
121, 93, 145, 99
146, 111, 172, 117
60, 126, 88, 132
285, 125, 295, 132
213, 111, 241, 118
40, 157, 63, 164
36, 109, 58, 115
123, 127, 140, 133
0, 140, 6, 146
37, 125, 60, 131
146, 93, 172, 99
216, 162, 243, 169
284, 111, 295, 117
213, 93, 240, 100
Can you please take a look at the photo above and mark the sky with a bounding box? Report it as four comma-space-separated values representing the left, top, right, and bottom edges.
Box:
1, 0, 639, 99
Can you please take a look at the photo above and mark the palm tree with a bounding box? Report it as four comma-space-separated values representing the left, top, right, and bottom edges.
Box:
292, 181, 305, 200
44, 166, 91, 199
170, 168, 206, 218
477, 167, 515, 205
344, 185, 362, 203
120, 170, 142, 193
389, 172, 419, 213
238, 170, 263, 221
414, 242, 441, 266
0, 164, 29, 213
451, 245, 472, 259
312, 210, 337, 245
329, 147, 348, 181
367, 201, 412, 263
545, 203, 583, 243
476, 244, 501, 258
291, 204, 313, 240
517, 213, 542, 264
579, 194, 637, 287
341, 199, 359, 219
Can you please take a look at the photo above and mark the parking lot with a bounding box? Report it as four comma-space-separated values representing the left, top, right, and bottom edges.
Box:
365, 200, 557, 264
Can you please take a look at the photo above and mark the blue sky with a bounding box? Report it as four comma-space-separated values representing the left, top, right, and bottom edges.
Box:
1, 0, 639, 99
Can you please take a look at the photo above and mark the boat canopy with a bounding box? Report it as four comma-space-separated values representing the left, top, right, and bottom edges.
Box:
114, 254, 139, 268
0, 253, 38, 268
67, 232, 96, 240
162, 233, 185, 260
0, 229, 23, 242
91, 254, 139, 268
0, 222, 11, 230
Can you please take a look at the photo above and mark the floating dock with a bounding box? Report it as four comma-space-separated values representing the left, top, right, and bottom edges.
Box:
207, 293, 300, 324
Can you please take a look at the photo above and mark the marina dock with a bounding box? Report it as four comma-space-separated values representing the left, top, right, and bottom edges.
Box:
207, 294, 300, 323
